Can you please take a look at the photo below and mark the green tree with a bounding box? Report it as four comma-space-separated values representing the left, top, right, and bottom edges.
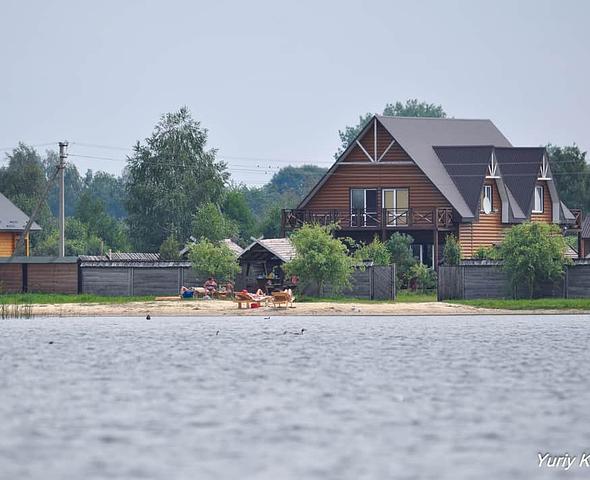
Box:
159, 234, 181, 260
546, 144, 589, 211
192, 202, 238, 242
386, 233, 417, 288
85, 170, 128, 218
126, 107, 229, 250
188, 238, 240, 281
499, 222, 570, 298
259, 206, 282, 239
44, 153, 83, 217
354, 237, 391, 265
35, 218, 103, 256
283, 224, 354, 296
336, 99, 447, 157
443, 234, 462, 266
223, 189, 257, 243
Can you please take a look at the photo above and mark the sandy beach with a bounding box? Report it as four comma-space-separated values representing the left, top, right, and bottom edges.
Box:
23, 299, 580, 317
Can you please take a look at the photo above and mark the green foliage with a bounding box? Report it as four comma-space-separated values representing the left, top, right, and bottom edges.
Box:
546, 144, 589, 211
499, 222, 570, 298
192, 202, 239, 243
84, 170, 127, 218
222, 189, 257, 244
45, 156, 83, 217
336, 99, 447, 157
126, 107, 229, 250
188, 239, 240, 281
159, 234, 181, 261
386, 232, 416, 287
451, 298, 590, 311
354, 237, 391, 265
443, 234, 462, 265
35, 218, 104, 256
473, 245, 499, 260
408, 263, 437, 293
284, 224, 355, 295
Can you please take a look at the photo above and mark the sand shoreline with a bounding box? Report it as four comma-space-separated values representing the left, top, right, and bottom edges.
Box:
22, 300, 584, 317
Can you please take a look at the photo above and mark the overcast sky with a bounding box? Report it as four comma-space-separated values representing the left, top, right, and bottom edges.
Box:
1, 0, 588, 186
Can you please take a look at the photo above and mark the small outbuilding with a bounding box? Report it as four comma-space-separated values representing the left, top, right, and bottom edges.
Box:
236, 238, 296, 292
0, 192, 41, 256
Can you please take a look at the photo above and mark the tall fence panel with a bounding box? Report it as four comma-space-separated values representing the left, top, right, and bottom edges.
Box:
0, 264, 23, 293
0, 257, 79, 294
81, 268, 132, 296
132, 268, 180, 296
437, 266, 463, 300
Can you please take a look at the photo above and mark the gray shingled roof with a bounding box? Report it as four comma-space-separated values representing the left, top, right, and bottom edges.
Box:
433, 146, 493, 218
494, 147, 544, 217
377, 116, 512, 219
582, 216, 590, 239
0, 191, 41, 232
239, 238, 295, 263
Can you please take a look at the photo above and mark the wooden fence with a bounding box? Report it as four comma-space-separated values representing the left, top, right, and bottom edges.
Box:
0, 257, 79, 294
438, 260, 590, 300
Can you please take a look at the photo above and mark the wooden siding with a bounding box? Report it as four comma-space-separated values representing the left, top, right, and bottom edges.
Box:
306, 163, 452, 213
0, 233, 16, 256
0, 264, 22, 292
531, 181, 552, 223
458, 179, 506, 257
27, 264, 78, 294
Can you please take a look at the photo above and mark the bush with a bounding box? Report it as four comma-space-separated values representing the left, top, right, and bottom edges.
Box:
443, 234, 461, 265
499, 222, 570, 298
409, 263, 437, 293
284, 224, 354, 296
386, 233, 416, 288
473, 245, 499, 260
188, 239, 240, 281
354, 237, 391, 265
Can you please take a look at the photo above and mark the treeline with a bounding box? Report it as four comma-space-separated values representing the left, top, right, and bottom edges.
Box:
1, 103, 587, 257
0, 108, 326, 256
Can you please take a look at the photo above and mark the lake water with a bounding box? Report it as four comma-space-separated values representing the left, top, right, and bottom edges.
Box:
1, 315, 589, 480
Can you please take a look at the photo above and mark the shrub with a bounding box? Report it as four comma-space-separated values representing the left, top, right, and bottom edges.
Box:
284, 224, 354, 296
473, 245, 500, 260
386, 232, 416, 288
188, 239, 240, 281
409, 263, 437, 293
499, 222, 570, 298
443, 234, 461, 265
354, 237, 391, 266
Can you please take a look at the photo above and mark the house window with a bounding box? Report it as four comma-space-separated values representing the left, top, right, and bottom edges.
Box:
533, 185, 544, 213
350, 189, 378, 227
480, 185, 493, 214
382, 188, 409, 226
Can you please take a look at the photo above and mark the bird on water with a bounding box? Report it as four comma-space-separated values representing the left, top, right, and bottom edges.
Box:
146, 314, 151, 320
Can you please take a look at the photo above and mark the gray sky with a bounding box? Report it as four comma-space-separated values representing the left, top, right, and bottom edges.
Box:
1, 0, 588, 186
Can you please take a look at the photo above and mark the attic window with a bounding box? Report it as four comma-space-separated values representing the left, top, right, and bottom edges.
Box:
533, 185, 544, 213
538, 155, 551, 180
486, 152, 500, 178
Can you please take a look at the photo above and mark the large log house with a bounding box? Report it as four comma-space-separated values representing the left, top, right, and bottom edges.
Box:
281, 116, 581, 269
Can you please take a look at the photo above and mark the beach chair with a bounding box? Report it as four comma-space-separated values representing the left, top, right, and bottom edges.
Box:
271, 291, 293, 308
234, 292, 271, 309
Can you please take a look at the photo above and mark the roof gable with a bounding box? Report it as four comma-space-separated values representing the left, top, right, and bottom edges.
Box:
494, 147, 544, 216
433, 146, 494, 217
239, 238, 295, 263
0, 192, 41, 232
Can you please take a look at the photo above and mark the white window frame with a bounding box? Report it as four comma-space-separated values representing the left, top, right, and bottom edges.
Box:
481, 185, 493, 214
533, 185, 544, 213
382, 188, 409, 226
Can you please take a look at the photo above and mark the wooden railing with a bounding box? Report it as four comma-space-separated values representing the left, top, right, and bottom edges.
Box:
570, 208, 582, 230
281, 207, 454, 231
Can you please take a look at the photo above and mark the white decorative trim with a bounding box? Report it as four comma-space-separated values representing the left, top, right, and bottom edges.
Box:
356, 140, 375, 162
377, 140, 396, 162
486, 151, 500, 178
374, 118, 378, 161
538, 154, 551, 180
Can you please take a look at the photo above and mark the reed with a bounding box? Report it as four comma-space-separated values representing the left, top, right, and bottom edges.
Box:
0, 300, 33, 319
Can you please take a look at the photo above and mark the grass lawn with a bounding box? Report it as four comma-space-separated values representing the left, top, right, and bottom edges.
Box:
0, 293, 155, 305
450, 298, 590, 310
298, 290, 436, 304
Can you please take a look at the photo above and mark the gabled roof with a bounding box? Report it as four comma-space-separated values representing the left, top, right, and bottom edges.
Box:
582, 215, 590, 239
0, 191, 41, 232
433, 146, 494, 218
239, 238, 295, 263
179, 238, 243, 257
494, 147, 545, 216
377, 116, 512, 218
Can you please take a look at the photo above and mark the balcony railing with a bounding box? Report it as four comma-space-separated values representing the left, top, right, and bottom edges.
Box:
281, 207, 454, 231
570, 208, 582, 230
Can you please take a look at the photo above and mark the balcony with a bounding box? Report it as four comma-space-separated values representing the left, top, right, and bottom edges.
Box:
281, 207, 454, 232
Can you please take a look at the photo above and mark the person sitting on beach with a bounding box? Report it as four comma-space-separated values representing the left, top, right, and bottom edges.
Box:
203, 277, 217, 295
180, 286, 194, 299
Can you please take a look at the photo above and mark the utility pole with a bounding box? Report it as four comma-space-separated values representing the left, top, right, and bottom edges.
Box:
58, 141, 68, 257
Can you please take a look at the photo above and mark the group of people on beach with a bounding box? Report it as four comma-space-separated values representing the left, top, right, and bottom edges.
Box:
180, 277, 234, 299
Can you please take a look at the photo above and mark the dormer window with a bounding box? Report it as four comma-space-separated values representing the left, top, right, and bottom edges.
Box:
486, 152, 499, 178
538, 155, 551, 180
533, 185, 544, 213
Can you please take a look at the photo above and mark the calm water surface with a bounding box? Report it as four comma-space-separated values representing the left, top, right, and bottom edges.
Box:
1, 315, 589, 480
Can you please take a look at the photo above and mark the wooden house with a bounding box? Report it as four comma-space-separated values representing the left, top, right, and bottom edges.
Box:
281, 116, 581, 268
0, 192, 40, 256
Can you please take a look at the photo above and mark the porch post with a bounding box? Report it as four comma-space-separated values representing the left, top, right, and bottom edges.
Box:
433, 229, 439, 271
